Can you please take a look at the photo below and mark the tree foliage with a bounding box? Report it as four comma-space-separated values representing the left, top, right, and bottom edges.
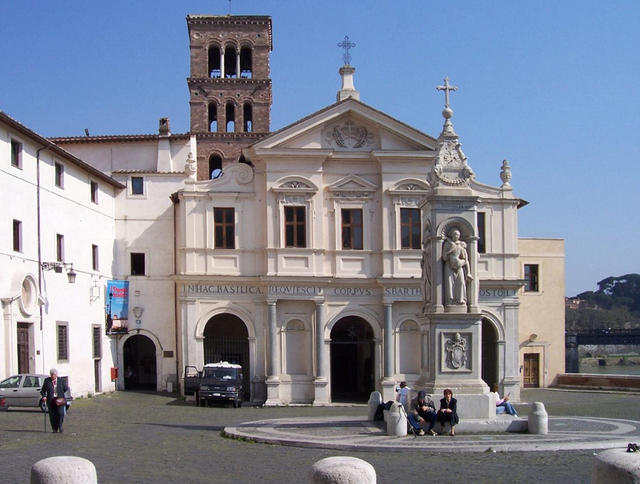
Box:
567, 274, 640, 332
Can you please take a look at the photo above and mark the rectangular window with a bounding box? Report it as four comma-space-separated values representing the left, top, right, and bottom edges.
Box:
54, 162, 64, 188
400, 208, 421, 249
11, 139, 22, 168
56, 234, 64, 262
92, 326, 102, 359
214, 207, 235, 249
341, 208, 363, 250
57, 323, 69, 361
13, 219, 22, 252
130, 252, 146, 276
524, 264, 539, 292
131, 176, 144, 195
284, 206, 306, 248
477, 212, 486, 254
92, 244, 99, 271
90, 181, 99, 203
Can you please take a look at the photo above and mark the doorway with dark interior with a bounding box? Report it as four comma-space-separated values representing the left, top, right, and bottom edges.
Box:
123, 334, 157, 390
203, 313, 250, 400
481, 318, 499, 388
330, 316, 375, 403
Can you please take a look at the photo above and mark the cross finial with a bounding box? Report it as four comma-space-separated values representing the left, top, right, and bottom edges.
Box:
337, 35, 356, 66
436, 77, 458, 108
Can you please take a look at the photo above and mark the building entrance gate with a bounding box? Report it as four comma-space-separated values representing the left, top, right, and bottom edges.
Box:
123, 335, 157, 390
203, 314, 250, 400
330, 316, 375, 403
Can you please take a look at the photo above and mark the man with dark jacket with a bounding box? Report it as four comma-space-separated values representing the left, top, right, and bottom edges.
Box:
40, 368, 69, 433
408, 390, 437, 436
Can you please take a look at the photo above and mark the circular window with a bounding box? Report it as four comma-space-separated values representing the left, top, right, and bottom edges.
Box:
19, 276, 38, 316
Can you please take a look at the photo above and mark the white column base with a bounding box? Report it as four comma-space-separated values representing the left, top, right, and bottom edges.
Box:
312, 378, 330, 405
380, 379, 396, 402
263, 377, 281, 406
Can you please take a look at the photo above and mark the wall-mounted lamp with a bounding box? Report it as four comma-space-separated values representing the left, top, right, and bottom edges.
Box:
41, 262, 77, 284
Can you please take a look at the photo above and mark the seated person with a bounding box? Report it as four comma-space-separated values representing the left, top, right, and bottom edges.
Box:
437, 388, 459, 436
407, 390, 437, 436
490, 384, 518, 416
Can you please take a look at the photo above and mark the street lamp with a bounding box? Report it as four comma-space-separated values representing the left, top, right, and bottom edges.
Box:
41, 262, 76, 284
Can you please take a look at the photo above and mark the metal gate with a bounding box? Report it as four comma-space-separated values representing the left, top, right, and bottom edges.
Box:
203, 314, 250, 400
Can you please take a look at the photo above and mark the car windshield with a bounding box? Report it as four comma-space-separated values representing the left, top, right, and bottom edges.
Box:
203, 368, 237, 380
0, 376, 21, 388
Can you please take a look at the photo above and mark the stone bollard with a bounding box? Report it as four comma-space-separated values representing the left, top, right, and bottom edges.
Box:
593, 448, 640, 483
31, 456, 97, 484
386, 402, 407, 437
528, 401, 548, 435
367, 391, 382, 421
310, 456, 376, 484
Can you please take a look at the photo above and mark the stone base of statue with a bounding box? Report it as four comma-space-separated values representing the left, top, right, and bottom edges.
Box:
415, 311, 495, 419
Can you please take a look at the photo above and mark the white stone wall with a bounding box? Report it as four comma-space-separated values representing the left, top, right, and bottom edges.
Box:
1, 118, 119, 397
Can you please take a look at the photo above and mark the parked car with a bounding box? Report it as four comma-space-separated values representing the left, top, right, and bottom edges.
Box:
184, 362, 244, 408
0, 374, 48, 411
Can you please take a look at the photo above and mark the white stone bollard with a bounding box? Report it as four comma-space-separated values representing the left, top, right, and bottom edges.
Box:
386, 402, 407, 437
310, 456, 376, 484
593, 448, 640, 483
367, 391, 382, 421
528, 401, 548, 435
31, 456, 97, 484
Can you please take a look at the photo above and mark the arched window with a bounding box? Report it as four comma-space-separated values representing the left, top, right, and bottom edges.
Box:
240, 47, 252, 78
225, 102, 235, 132
208, 103, 218, 132
209, 154, 222, 179
208, 46, 221, 78
224, 46, 237, 78
243, 103, 253, 132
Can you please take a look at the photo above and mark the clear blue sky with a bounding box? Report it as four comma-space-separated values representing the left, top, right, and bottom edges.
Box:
2, 1, 639, 296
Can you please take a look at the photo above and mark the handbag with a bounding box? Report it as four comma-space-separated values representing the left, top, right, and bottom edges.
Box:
54, 397, 67, 407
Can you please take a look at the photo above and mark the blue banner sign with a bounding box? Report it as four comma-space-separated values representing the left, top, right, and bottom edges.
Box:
106, 280, 129, 334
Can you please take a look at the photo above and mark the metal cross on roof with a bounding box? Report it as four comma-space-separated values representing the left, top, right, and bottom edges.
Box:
337, 35, 356, 65
436, 77, 458, 108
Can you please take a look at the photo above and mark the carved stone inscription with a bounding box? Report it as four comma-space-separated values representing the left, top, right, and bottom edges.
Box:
440, 332, 472, 372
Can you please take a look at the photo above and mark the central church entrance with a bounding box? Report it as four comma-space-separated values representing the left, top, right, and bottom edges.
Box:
330, 316, 375, 402
203, 314, 250, 400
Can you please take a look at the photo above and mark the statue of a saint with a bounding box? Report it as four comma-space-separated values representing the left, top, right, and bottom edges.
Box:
443, 229, 473, 305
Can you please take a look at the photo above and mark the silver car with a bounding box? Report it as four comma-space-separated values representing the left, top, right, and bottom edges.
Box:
0, 374, 48, 411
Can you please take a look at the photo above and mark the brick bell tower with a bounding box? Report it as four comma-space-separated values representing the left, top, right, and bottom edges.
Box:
186, 15, 272, 180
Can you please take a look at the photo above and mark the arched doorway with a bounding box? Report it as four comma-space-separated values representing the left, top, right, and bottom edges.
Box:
481, 319, 499, 388
203, 314, 250, 400
330, 316, 375, 402
123, 334, 157, 390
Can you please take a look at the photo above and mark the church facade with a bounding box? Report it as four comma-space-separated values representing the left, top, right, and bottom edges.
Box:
2, 15, 564, 403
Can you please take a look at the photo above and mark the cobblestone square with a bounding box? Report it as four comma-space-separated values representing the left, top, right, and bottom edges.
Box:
1, 389, 638, 483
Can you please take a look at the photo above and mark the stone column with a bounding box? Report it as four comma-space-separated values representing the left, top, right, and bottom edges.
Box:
220, 49, 225, 78
313, 300, 329, 405
380, 302, 396, 401
264, 300, 280, 405
383, 303, 393, 378
235, 49, 241, 78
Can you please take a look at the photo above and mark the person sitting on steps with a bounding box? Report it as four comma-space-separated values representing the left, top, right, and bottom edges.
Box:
407, 390, 437, 436
437, 388, 459, 436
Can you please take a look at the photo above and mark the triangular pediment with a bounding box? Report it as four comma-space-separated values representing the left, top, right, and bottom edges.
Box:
248, 98, 437, 154
328, 174, 377, 194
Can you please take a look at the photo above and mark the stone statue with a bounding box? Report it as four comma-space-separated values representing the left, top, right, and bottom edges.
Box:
445, 332, 468, 369
443, 228, 473, 305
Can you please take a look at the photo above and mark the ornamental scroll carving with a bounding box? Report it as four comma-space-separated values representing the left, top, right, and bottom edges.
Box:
421, 219, 433, 309
323, 120, 376, 150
